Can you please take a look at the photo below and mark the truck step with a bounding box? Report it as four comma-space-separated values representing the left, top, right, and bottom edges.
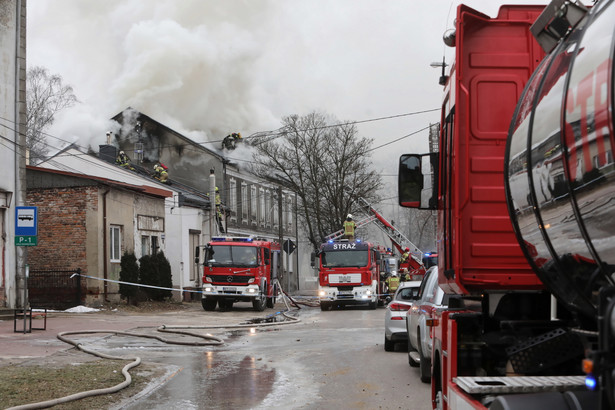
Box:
409, 351, 421, 364
455, 375, 586, 395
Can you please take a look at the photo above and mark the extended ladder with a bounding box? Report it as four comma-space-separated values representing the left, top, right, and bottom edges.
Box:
355, 197, 423, 262
324, 215, 376, 241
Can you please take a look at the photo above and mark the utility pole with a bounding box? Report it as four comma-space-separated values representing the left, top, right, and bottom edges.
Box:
277, 186, 285, 291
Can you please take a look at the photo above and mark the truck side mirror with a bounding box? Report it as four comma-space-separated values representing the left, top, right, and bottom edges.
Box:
194, 246, 200, 265
398, 153, 438, 210
310, 252, 316, 267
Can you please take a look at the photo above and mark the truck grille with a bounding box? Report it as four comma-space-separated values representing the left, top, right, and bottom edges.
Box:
207, 275, 253, 285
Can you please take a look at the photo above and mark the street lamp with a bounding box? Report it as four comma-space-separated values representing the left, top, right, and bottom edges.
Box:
430, 58, 449, 86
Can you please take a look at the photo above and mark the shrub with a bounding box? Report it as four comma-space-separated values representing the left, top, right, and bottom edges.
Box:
139, 252, 172, 301
119, 253, 139, 304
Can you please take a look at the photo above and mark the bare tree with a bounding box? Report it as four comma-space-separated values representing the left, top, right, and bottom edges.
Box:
251, 111, 381, 250
26, 66, 78, 164
400, 208, 436, 252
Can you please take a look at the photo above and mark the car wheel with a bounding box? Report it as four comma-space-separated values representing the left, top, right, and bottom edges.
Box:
418, 333, 431, 383
384, 336, 394, 352
408, 346, 419, 367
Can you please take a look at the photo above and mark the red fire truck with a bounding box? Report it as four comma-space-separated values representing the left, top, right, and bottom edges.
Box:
400, 1, 614, 409
314, 239, 386, 310
199, 236, 280, 311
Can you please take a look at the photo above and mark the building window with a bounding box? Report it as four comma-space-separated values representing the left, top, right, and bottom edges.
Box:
141, 235, 159, 256
265, 189, 272, 226
287, 196, 293, 229
110, 225, 122, 262
250, 185, 257, 221
229, 179, 237, 216
241, 182, 248, 222
274, 192, 280, 228
259, 187, 265, 226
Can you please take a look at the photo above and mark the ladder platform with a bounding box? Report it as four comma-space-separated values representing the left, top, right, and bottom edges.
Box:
455, 375, 586, 395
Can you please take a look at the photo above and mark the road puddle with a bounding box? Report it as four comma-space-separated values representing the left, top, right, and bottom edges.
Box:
202, 353, 276, 408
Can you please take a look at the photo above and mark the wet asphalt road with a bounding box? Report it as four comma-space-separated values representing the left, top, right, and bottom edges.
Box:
86, 303, 432, 409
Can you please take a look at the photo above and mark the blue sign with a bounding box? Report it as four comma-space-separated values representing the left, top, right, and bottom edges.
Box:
15, 206, 37, 236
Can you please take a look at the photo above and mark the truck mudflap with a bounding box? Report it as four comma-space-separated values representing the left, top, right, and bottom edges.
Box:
454, 375, 585, 395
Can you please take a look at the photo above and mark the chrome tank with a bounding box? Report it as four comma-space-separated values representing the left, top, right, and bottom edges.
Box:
505, 0, 615, 322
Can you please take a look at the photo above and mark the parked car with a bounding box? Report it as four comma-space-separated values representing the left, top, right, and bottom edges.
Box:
383, 280, 421, 351
406, 266, 449, 383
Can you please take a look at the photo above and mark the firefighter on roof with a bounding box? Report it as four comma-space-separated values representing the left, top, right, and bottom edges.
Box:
115, 150, 135, 170
343, 214, 356, 240
222, 132, 242, 150
153, 163, 168, 183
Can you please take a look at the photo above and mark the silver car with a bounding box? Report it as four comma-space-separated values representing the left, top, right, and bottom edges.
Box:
406, 266, 448, 383
383, 280, 421, 351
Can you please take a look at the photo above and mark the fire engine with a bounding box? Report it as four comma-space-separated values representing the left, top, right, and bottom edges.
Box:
199, 236, 280, 312
314, 239, 385, 310
324, 196, 426, 279
399, 1, 614, 409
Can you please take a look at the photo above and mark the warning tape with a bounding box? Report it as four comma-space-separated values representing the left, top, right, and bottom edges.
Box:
71, 273, 203, 293
71, 274, 400, 301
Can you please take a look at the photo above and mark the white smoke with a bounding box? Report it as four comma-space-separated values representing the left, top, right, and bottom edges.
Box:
28, 0, 576, 194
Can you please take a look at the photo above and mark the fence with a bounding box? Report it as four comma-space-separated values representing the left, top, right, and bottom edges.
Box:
28, 268, 82, 310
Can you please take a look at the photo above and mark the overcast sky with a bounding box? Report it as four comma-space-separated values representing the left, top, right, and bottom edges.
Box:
27, 0, 583, 212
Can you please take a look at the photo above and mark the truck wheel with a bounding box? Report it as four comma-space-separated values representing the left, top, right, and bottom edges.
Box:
266, 283, 277, 308
202, 298, 217, 311
418, 335, 431, 383
368, 300, 377, 310
320, 301, 331, 311
384, 336, 395, 352
219, 300, 233, 311
253, 293, 266, 312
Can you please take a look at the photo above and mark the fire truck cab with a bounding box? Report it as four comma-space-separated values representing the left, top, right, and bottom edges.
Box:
315, 239, 384, 310
200, 236, 280, 312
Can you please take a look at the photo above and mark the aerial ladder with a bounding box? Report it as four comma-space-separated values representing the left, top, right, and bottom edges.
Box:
325, 196, 426, 278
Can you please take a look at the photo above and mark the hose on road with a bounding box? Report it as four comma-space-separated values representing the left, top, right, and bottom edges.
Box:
6, 307, 300, 410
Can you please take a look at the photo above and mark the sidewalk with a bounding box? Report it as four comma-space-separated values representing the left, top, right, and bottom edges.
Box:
0, 310, 167, 363
0, 302, 288, 364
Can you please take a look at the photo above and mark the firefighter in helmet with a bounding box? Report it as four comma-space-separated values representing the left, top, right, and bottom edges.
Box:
343, 214, 356, 240
400, 247, 410, 264
222, 132, 242, 150
115, 150, 135, 170
153, 163, 168, 183
386, 272, 400, 296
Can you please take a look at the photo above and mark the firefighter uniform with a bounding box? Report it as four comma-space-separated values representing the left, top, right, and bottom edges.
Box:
386, 274, 400, 294
343, 214, 356, 240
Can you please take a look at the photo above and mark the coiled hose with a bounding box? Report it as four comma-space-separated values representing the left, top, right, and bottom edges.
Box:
6, 310, 300, 410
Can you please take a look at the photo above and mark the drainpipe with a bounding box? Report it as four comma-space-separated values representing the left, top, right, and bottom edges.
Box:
102, 187, 111, 301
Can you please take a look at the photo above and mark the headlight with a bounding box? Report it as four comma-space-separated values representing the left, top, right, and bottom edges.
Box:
318, 290, 326, 297
248, 278, 255, 284
247, 288, 257, 293
365, 290, 372, 296
205, 277, 212, 283
203, 286, 213, 292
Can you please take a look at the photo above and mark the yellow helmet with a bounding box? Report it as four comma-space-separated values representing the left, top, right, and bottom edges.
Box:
215, 187, 219, 191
